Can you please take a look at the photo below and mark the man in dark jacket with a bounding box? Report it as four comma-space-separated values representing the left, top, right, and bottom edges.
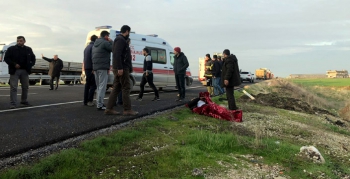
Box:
83, 35, 98, 106
212, 55, 224, 96
135, 48, 159, 101
4, 36, 36, 109
217, 56, 225, 93
105, 25, 138, 116
42, 54, 63, 90
204, 54, 214, 96
173, 47, 189, 101
92, 30, 113, 110
221, 49, 241, 110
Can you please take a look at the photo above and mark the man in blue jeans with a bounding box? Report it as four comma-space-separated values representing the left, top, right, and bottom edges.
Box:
173, 47, 189, 102
92, 30, 113, 110
212, 55, 224, 96
83, 35, 98, 106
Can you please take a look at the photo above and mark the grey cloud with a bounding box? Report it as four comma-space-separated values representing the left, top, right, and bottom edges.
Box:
1, 0, 350, 77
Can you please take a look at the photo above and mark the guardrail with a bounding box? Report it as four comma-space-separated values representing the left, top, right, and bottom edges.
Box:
0, 75, 81, 85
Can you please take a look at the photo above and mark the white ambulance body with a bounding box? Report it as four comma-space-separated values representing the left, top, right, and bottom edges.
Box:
83, 26, 193, 90
0, 42, 16, 84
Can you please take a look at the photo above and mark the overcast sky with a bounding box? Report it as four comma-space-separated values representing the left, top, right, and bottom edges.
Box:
1, 0, 349, 77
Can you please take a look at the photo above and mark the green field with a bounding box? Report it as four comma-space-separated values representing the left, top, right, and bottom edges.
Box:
290, 78, 350, 87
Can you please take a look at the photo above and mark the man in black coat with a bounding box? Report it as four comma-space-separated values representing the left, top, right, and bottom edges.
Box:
221, 49, 241, 110
173, 47, 189, 101
83, 35, 98, 106
212, 55, 224, 96
4, 36, 36, 109
105, 25, 138, 116
42, 54, 63, 90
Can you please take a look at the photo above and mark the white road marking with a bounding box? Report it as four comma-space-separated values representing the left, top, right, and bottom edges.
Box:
0, 85, 83, 90
0, 93, 37, 97
0, 86, 203, 113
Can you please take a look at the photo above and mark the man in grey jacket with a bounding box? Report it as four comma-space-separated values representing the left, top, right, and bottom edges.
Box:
92, 30, 113, 110
173, 47, 189, 102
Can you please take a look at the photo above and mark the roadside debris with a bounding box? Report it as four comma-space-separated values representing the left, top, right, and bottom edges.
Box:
299, 146, 325, 164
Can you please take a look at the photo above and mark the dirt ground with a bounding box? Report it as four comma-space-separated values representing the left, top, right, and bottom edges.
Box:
239, 93, 334, 116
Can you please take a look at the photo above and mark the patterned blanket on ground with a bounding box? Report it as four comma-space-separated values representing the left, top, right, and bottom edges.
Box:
186, 92, 242, 122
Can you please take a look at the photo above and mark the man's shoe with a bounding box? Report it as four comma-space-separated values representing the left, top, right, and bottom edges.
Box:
9, 105, 16, 109
55, 87, 58, 90
135, 97, 142, 101
49, 88, 53, 90
104, 109, 120, 115
176, 98, 184, 102
152, 97, 160, 101
97, 105, 106, 111
123, 110, 139, 116
87, 102, 95, 107
20, 101, 30, 106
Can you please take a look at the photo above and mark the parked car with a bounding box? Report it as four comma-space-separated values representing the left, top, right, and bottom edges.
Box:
240, 71, 254, 83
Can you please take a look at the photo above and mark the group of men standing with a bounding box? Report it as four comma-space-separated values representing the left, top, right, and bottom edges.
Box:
83, 25, 190, 116
83, 25, 138, 115
5, 26, 237, 114
204, 50, 241, 110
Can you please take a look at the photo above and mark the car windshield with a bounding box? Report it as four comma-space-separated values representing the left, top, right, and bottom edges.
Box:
240, 72, 249, 74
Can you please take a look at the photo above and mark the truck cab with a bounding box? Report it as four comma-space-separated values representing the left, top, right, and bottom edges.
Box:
82, 26, 193, 90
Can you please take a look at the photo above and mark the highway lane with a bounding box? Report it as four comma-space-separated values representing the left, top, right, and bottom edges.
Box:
0, 82, 207, 158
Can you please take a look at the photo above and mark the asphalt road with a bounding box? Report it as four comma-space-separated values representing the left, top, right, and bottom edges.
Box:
0, 81, 212, 158
0, 81, 254, 158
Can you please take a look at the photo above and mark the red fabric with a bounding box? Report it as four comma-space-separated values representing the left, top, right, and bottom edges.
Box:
189, 92, 242, 122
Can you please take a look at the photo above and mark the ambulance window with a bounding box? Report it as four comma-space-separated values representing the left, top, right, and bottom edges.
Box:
150, 49, 158, 63
170, 52, 175, 66
148, 48, 166, 64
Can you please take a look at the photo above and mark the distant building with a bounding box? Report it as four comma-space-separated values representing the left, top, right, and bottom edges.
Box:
326, 70, 349, 78
288, 74, 327, 79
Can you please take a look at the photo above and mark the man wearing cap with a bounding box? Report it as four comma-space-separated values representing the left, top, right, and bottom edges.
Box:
173, 47, 189, 101
221, 49, 241, 110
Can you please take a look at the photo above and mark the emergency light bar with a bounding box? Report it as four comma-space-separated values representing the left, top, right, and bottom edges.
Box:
95, 25, 112, 30
147, 34, 158, 37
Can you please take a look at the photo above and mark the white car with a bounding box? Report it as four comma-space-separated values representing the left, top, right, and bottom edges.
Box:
240, 71, 255, 83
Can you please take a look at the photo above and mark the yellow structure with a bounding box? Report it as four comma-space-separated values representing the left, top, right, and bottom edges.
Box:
326, 70, 348, 78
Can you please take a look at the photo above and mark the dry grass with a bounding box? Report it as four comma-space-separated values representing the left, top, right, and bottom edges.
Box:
339, 103, 350, 122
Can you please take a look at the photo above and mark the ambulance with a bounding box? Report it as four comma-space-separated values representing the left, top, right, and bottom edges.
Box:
82, 26, 193, 90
